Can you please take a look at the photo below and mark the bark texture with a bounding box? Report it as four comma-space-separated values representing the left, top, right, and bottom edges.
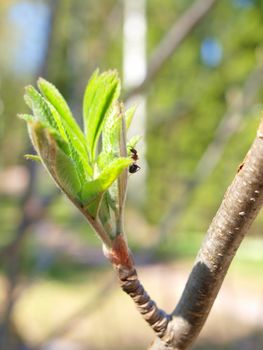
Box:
149, 121, 263, 349
117, 265, 171, 338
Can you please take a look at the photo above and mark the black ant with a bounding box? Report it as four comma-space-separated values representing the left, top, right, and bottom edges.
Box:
129, 147, 140, 173
130, 147, 139, 162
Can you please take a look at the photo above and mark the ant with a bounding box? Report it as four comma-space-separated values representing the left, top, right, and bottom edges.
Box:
130, 147, 139, 162
129, 147, 140, 174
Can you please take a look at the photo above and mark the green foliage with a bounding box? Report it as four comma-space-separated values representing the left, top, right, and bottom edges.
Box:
82, 158, 131, 201
38, 78, 93, 177
81, 157, 132, 217
146, 0, 263, 228
24, 154, 41, 162
37, 78, 84, 143
83, 70, 120, 162
125, 105, 137, 130
20, 70, 135, 245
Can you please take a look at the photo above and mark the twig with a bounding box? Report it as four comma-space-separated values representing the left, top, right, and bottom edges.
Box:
125, 0, 219, 100
149, 119, 263, 349
105, 234, 172, 339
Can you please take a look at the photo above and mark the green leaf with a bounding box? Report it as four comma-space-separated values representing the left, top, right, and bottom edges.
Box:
125, 104, 137, 130
102, 103, 122, 154
45, 100, 68, 140
55, 145, 82, 198
81, 157, 132, 205
24, 86, 57, 129
25, 84, 92, 180
96, 104, 122, 170
98, 195, 114, 236
18, 114, 35, 122
37, 78, 86, 145
24, 154, 41, 162
38, 78, 92, 178
28, 121, 81, 199
24, 87, 70, 159
127, 135, 142, 150
98, 101, 130, 172
48, 100, 91, 180
96, 151, 112, 171
83, 70, 120, 161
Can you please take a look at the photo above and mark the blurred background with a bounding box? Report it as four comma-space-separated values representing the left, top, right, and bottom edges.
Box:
1, 0, 263, 349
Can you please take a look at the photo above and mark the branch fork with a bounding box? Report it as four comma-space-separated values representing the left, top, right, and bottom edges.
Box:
20, 69, 263, 350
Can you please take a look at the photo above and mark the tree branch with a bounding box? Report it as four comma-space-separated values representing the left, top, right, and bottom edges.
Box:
104, 234, 171, 338
149, 119, 263, 349
125, 0, 219, 99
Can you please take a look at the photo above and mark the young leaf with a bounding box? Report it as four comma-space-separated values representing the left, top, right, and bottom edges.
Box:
25, 86, 58, 129
28, 121, 81, 199
45, 100, 68, 140
81, 158, 132, 205
37, 78, 86, 145
96, 151, 113, 171
25, 86, 91, 180
47, 97, 92, 178
125, 104, 137, 130
98, 195, 114, 236
102, 102, 122, 155
55, 145, 82, 198
25, 89, 71, 158
99, 102, 131, 172
18, 114, 35, 122
38, 79, 92, 177
127, 135, 142, 150
83, 70, 120, 161
24, 154, 41, 162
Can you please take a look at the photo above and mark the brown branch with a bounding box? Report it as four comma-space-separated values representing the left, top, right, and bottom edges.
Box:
117, 266, 171, 338
104, 234, 171, 339
125, 0, 219, 100
149, 119, 263, 349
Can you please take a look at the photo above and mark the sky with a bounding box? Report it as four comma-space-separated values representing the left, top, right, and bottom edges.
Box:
7, 1, 50, 75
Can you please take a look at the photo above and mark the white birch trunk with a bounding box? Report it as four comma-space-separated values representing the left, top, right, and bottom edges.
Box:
123, 0, 147, 204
